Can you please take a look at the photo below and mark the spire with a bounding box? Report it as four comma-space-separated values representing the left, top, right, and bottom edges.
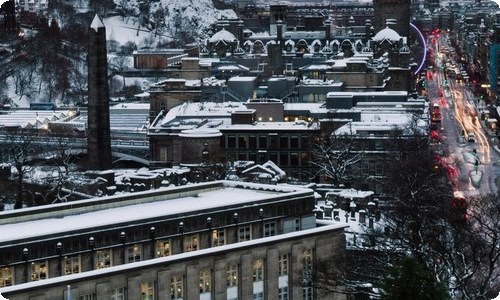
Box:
90, 14, 104, 32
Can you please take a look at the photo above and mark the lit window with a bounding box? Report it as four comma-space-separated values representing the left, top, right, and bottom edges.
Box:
170, 275, 183, 300
64, 255, 80, 275
127, 244, 142, 263
211, 229, 225, 247
226, 264, 238, 287
252, 259, 264, 282
31, 261, 48, 281
141, 281, 154, 300
96, 249, 112, 269
199, 270, 211, 294
238, 226, 252, 242
0, 267, 13, 287
156, 240, 171, 257
184, 234, 199, 252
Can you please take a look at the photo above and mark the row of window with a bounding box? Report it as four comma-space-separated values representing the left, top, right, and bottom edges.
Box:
1, 250, 314, 300
1, 224, 278, 286
227, 135, 310, 150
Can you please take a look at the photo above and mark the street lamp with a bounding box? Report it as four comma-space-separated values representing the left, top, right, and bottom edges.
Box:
150, 227, 156, 258
56, 242, 63, 276
179, 222, 184, 253
233, 213, 239, 242
88, 237, 95, 270
22, 248, 29, 283
120, 231, 126, 264
259, 208, 264, 237
206, 217, 212, 247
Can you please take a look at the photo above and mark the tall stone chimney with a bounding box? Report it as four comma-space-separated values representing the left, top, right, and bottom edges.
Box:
87, 14, 112, 170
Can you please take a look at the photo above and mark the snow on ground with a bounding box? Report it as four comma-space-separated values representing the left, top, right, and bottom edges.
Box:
5, 77, 30, 108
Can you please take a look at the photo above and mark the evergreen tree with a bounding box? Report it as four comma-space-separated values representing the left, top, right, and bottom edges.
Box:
382, 257, 450, 300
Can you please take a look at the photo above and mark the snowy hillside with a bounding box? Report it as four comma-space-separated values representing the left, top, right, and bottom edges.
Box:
113, 0, 237, 47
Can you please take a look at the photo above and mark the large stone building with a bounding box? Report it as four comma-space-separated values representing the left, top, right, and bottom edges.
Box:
0, 181, 347, 300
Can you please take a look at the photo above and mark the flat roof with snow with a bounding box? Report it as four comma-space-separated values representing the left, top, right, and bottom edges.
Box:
0, 181, 313, 245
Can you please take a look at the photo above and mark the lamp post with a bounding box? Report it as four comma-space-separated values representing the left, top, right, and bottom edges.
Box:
259, 208, 264, 237
56, 242, 63, 276
150, 227, 156, 258
178, 222, 184, 253
88, 237, 95, 270
206, 217, 212, 247
22, 248, 29, 283
120, 231, 126, 264
233, 212, 239, 242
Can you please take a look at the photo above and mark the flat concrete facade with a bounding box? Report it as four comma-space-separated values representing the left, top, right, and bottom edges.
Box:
0, 181, 347, 299
1, 225, 346, 300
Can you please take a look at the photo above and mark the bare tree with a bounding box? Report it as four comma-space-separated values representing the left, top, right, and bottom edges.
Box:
311, 125, 364, 185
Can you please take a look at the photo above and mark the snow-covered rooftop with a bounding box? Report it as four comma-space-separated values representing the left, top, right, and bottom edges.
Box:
0, 181, 312, 244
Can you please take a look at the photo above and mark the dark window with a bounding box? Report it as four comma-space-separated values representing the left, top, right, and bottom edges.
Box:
280, 153, 288, 166
270, 135, 278, 149
301, 152, 309, 166
259, 136, 268, 149
270, 152, 278, 164
290, 152, 299, 166
248, 152, 257, 163
238, 152, 247, 161
238, 136, 247, 149
290, 136, 299, 149
249, 136, 257, 149
280, 136, 288, 149
301, 136, 309, 149
228, 136, 236, 149
258, 151, 267, 164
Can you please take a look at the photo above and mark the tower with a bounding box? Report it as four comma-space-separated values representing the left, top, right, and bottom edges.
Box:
1, 0, 16, 33
87, 15, 112, 170
373, 0, 410, 37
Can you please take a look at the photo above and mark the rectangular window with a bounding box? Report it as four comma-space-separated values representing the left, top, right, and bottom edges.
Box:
303, 287, 313, 300
279, 153, 288, 166
278, 254, 289, 276
199, 270, 211, 294
111, 288, 125, 300
361, 163, 369, 175
290, 136, 299, 148
64, 255, 80, 275
269, 134, 278, 149
79, 294, 95, 300
0, 267, 13, 287
264, 222, 276, 237
160, 147, 168, 161
96, 249, 112, 269
238, 136, 247, 149
170, 275, 183, 300
212, 229, 225, 247
127, 245, 142, 263
184, 234, 199, 252
156, 240, 171, 257
259, 136, 267, 148
141, 281, 154, 300
248, 152, 257, 163
253, 292, 264, 300
303, 248, 313, 282
226, 264, 238, 287
238, 225, 252, 242
301, 136, 309, 149
290, 152, 299, 166
279, 136, 288, 149
249, 136, 257, 148
301, 152, 309, 166
279, 287, 288, 300
31, 261, 48, 281
228, 135, 236, 149
252, 259, 264, 282
376, 163, 384, 176
270, 152, 278, 164
238, 152, 247, 161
